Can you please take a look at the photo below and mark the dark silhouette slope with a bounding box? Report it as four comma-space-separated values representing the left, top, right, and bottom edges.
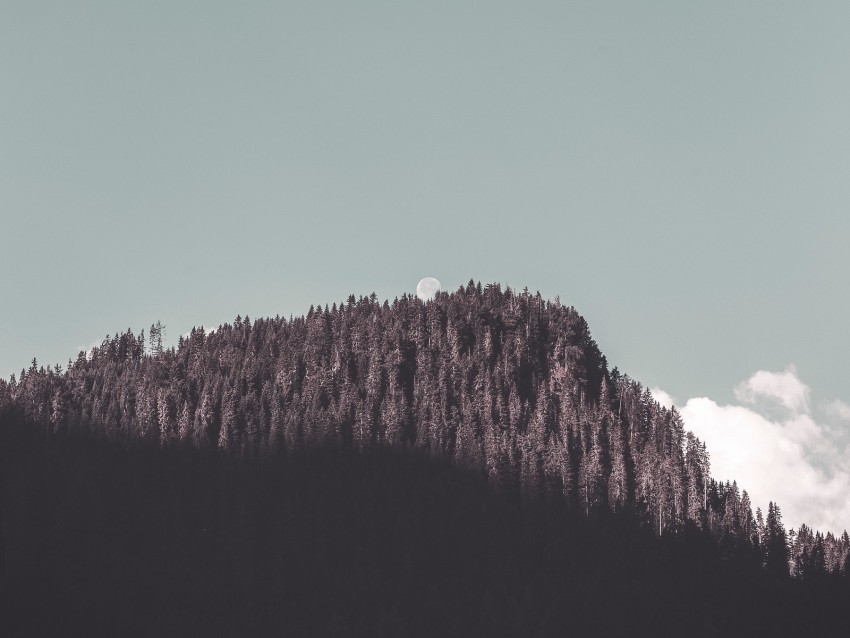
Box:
2, 423, 849, 637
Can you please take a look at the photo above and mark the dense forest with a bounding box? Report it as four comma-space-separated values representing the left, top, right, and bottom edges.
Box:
2, 281, 849, 636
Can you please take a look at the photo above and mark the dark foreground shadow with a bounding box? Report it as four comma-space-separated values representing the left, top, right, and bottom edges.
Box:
1, 419, 848, 638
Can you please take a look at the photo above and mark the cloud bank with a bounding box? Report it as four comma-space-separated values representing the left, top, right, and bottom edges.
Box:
732, 364, 810, 413
649, 386, 676, 410
659, 368, 850, 535
825, 399, 850, 422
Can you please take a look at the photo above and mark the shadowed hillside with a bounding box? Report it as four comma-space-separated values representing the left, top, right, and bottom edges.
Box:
3, 423, 849, 637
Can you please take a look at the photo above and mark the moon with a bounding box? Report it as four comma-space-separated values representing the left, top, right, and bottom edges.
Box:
416, 277, 441, 302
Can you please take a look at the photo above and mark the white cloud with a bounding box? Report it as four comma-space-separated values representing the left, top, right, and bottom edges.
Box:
669, 367, 850, 534
649, 386, 676, 409
825, 399, 850, 421
181, 325, 215, 339
76, 339, 105, 360
733, 364, 810, 413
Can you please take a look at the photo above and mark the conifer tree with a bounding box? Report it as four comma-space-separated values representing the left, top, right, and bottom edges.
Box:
765, 502, 790, 579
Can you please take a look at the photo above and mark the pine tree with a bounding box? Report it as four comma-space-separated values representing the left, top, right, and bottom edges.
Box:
765, 502, 790, 579
578, 419, 603, 518
157, 388, 177, 445
49, 387, 67, 433
194, 390, 215, 447
218, 388, 237, 451
149, 321, 165, 358
177, 399, 192, 442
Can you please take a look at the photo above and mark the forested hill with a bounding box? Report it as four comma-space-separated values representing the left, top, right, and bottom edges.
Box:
2, 281, 849, 574
1, 281, 849, 634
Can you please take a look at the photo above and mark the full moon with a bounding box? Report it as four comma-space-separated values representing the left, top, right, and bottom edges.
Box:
416, 277, 441, 302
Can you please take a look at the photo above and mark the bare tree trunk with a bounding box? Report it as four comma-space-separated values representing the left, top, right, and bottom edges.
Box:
659, 500, 662, 536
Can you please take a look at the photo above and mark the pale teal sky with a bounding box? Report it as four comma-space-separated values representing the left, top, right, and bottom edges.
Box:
2, 1, 849, 411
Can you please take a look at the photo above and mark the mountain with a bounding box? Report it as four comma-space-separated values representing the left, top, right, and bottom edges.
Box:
1, 281, 848, 636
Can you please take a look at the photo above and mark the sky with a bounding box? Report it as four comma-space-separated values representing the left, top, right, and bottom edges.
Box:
2, 2, 848, 531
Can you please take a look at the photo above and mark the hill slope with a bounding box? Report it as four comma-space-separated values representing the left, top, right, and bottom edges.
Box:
1, 281, 848, 635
